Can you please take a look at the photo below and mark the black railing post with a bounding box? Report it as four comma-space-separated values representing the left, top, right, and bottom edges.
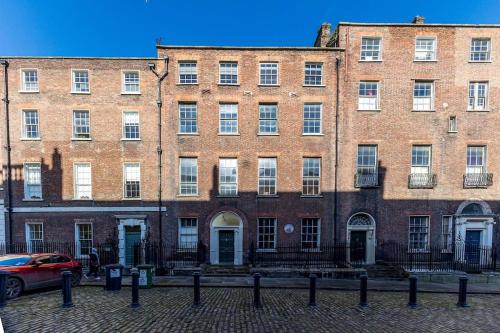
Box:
131, 268, 140, 308
61, 271, 73, 308
253, 272, 261, 308
193, 272, 201, 307
309, 273, 317, 306
359, 274, 368, 308
0, 271, 10, 307
408, 276, 417, 309
249, 241, 255, 267
457, 276, 469, 307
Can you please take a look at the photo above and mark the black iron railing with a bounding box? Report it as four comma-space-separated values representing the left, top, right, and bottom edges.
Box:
463, 173, 493, 188
354, 171, 379, 188
408, 173, 437, 189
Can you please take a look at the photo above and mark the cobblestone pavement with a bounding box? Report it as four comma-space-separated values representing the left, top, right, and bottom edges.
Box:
1, 287, 499, 333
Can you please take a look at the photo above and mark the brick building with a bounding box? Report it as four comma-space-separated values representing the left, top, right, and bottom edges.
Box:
0, 17, 499, 266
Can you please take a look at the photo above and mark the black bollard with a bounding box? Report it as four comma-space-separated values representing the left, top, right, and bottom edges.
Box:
131, 268, 140, 308
0, 271, 11, 307
253, 273, 261, 308
457, 276, 469, 307
309, 274, 317, 306
359, 274, 368, 308
408, 276, 417, 308
61, 271, 74, 308
193, 272, 201, 307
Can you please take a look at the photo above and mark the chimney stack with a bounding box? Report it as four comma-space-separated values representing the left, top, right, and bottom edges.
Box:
314, 23, 332, 47
412, 16, 425, 25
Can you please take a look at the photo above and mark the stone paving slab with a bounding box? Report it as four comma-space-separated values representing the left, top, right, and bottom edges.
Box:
1, 287, 499, 332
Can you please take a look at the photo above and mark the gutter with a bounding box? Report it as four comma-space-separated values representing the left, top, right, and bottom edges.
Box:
0, 60, 12, 245
333, 57, 340, 244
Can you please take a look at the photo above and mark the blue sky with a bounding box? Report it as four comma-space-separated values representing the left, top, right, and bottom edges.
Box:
1, 0, 500, 57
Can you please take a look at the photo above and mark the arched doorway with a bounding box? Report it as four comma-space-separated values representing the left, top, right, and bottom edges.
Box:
347, 213, 376, 264
455, 200, 495, 248
209, 211, 244, 265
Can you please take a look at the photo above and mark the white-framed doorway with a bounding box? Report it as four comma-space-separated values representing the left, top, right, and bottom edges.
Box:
116, 216, 146, 266
455, 201, 495, 248
209, 211, 243, 265
346, 212, 376, 264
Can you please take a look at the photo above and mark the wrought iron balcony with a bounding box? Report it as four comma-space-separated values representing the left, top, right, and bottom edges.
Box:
408, 173, 437, 189
463, 173, 493, 188
354, 170, 379, 188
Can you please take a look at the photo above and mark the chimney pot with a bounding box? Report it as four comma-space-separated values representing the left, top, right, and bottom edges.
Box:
412, 16, 425, 24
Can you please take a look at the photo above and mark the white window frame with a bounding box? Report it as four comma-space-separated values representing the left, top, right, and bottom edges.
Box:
441, 215, 453, 253
178, 103, 198, 134
25, 223, 43, 251
219, 62, 239, 85
121, 70, 141, 94
304, 62, 324, 86
178, 218, 198, 249
123, 162, 141, 199
23, 162, 42, 200
302, 157, 321, 196
470, 38, 491, 62
74, 162, 92, 200
179, 158, 198, 196
413, 81, 434, 111
414, 37, 437, 61
75, 222, 93, 258
303, 103, 322, 135
358, 81, 380, 110
468, 81, 489, 111
466, 146, 486, 174
408, 215, 430, 252
71, 69, 90, 93
448, 116, 458, 133
360, 37, 382, 61
257, 217, 277, 251
22, 109, 40, 139
259, 62, 279, 86
357, 145, 378, 175
219, 158, 238, 196
72, 110, 91, 140
122, 111, 140, 140
258, 158, 277, 196
258, 103, 278, 135
20, 69, 39, 92
411, 145, 431, 174
219, 103, 238, 134
178, 61, 198, 84
301, 218, 321, 250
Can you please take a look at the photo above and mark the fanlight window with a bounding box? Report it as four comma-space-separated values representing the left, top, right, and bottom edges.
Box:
461, 203, 484, 215
348, 214, 374, 226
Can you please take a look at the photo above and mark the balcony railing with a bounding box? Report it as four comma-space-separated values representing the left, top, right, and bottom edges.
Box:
354, 170, 379, 188
463, 173, 493, 188
408, 173, 437, 189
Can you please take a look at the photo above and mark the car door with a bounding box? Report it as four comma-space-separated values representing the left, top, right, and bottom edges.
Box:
49, 255, 73, 285
26, 255, 56, 288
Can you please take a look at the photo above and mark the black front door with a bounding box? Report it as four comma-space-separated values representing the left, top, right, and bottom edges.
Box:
350, 231, 367, 263
465, 230, 481, 264
219, 230, 235, 264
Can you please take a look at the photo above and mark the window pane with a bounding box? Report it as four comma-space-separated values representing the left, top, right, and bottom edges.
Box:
23, 110, 39, 138
123, 112, 140, 139
409, 216, 429, 251
24, 163, 42, 199
179, 218, 198, 248
304, 63, 323, 86
259, 104, 278, 134
413, 82, 433, 111
358, 82, 379, 110
219, 158, 238, 196
179, 158, 198, 195
258, 158, 277, 195
73, 71, 89, 92
77, 224, 93, 256
179, 103, 198, 134
257, 218, 276, 250
22, 70, 38, 91
179, 62, 198, 84
303, 103, 322, 134
219, 104, 238, 134
219, 62, 238, 84
74, 163, 91, 199
470, 39, 490, 61
124, 163, 141, 198
360, 38, 381, 61
301, 218, 320, 249
73, 111, 90, 138
259, 63, 278, 85
302, 158, 320, 195
123, 71, 140, 92
415, 38, 436, 60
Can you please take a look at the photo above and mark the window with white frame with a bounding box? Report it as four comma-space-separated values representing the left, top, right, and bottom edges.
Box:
257, 218, 277, 250
122, 71, 140, 93
124, 163, 141, 199
449, 116, 458, 132
74, 163, 92, 199
259, 63, 278, 85
72, 70, 89, 93
75, 223, 93, 257
26, 223, 43, 250
360, 37, 382, 61
219, 62, 238, 85
303, 103, 322, 134
179, 158, 198, 195
302, 158, 321, 196
123, 112, 140, 139
466, 146, 486, 174
179, 218, 198, 248
178, 61, 198, 84
470, 38, 491, 62
358, 81, 379, 110
219, 103, 238, 134
21, 70, 38, 92
301, 218, 320, 249
409, 216, 429, 251
219, 158, 237, 196
357, 145, 377, 175
258, 158, 277, 195
411, 145, 431, 175
179, 103, 198, 134
468, 82, 488, 111
22, 110, 39, 139
441, 215, 452, 252
259, 104, 278, 134
24, 163, 42, 200
73, 110, 90, 139
415, 37, 436, 61
304, 63, 323, 86
413, 81, 434, 111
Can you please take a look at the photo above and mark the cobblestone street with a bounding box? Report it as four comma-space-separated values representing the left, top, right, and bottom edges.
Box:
1, 287, 499, 332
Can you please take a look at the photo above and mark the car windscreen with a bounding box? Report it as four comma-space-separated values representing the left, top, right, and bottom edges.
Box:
0, 256, 32, 266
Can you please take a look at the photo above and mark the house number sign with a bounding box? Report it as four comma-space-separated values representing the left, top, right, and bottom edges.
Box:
284, 224, 294, 234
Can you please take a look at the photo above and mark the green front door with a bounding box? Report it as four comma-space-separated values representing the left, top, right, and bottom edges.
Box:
125, 226, 141, 266
219, 230, 235, 264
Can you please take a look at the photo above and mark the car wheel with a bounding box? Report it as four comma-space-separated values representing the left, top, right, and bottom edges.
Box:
6, 278, 23, 299
71, 271, 82, 287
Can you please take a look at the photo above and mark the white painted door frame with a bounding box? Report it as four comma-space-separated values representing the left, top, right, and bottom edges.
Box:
117, 218, 146, 266
346, 213, 376, 264
209, 212, 243, 265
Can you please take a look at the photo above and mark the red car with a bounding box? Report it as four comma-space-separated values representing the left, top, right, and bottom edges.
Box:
0, 253, 83, 299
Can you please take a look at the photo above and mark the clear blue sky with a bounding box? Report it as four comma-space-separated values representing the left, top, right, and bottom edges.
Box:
1, 0, 499, 57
